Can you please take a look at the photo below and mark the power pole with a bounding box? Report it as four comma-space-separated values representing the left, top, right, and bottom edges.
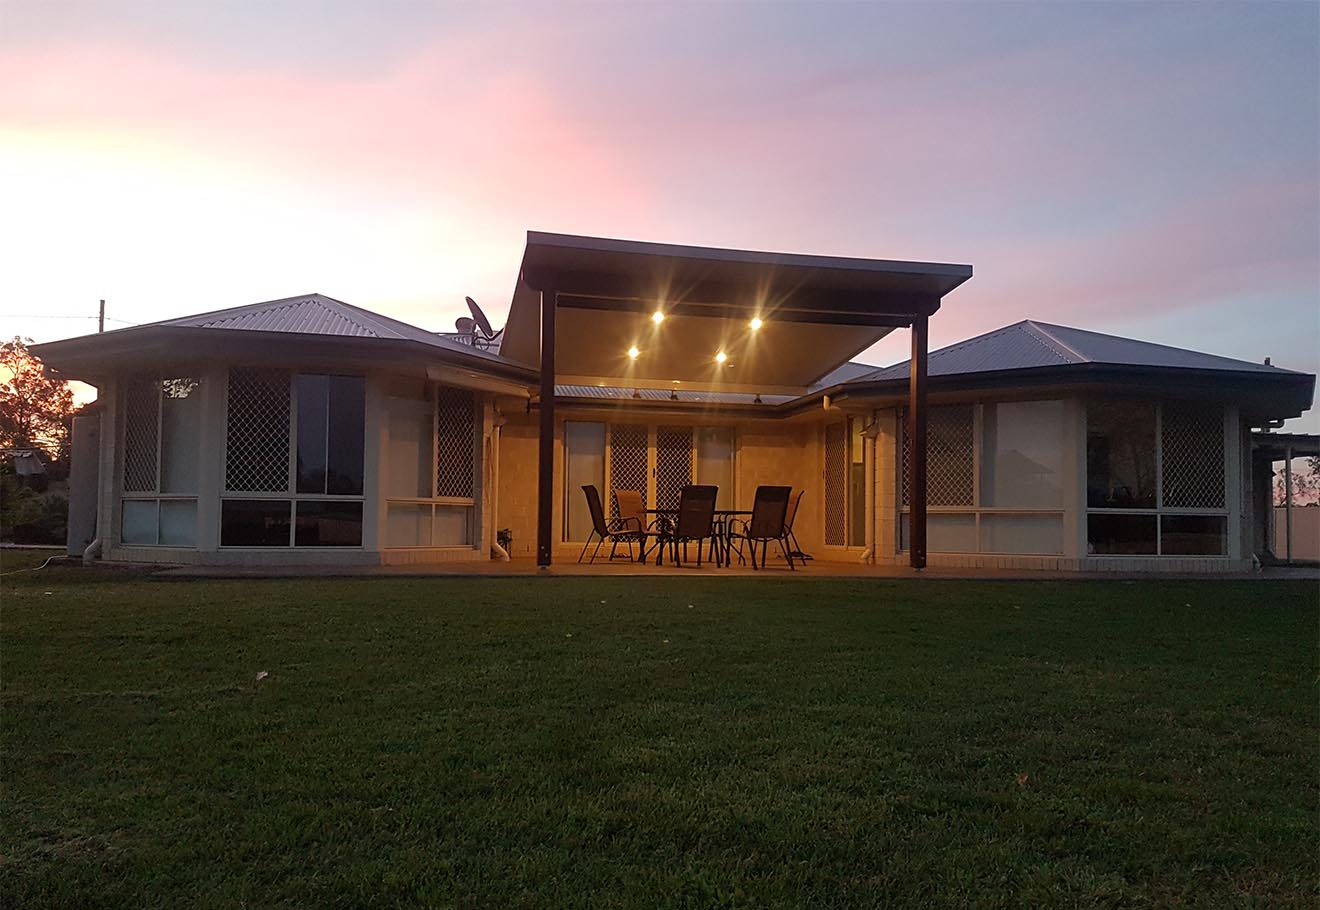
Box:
98, 299, 105, 333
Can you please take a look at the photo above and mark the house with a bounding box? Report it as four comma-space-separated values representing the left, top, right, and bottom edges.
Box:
32, 232, 1315, 572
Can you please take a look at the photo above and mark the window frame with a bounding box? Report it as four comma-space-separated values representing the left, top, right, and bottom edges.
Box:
219, 369, 368, 549
1084, 400, 1229, 558
381, 381, 481, 550
119, 376, 202, 548
898, 400, 1068, 557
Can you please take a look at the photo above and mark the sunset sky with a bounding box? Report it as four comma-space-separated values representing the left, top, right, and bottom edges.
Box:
2, 2, 1317, 427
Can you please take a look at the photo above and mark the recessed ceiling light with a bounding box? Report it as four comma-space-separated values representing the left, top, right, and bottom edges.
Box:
651, 310, 665, 325
750, 316, 763, 330
627, 346, 639, 360
715, 350, 728, 364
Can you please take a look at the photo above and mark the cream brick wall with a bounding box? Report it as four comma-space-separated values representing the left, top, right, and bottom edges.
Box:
494, 410, 545, 558
734, 422, 823, 553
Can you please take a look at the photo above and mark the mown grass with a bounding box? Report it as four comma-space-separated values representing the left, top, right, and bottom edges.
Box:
1, 563, 1316, 908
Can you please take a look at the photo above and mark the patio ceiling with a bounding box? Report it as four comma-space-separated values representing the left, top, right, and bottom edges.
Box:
502, 232, 972, 388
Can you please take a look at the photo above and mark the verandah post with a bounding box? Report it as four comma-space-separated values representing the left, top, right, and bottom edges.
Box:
909, 313, 928, 569
537, 286, 557, 568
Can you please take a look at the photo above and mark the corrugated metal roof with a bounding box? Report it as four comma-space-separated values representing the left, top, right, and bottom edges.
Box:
1029, 321, 1293, 374
858, 320, 1298, 383
807, 360, 880, 392
175, 296, 382, 337
557, 384, 794, 406
153, 293, 519, 364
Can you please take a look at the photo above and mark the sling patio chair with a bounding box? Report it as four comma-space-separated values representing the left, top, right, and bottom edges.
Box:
728, 485, 794, 570
578, 484, 645, 564
783, 488, 811, 565
613, 488, 665, 560
659, 484, 719, 567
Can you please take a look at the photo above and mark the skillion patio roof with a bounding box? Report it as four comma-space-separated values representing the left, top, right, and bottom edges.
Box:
499, 231, 974, 569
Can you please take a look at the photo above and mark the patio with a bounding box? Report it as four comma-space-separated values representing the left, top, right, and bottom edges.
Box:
499, 232, 975, 570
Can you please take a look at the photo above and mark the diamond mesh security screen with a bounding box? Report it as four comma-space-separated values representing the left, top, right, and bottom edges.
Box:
435, 386, 476, 499
1161, 403, 1224, 509
900, 405, 974, 507
654, 426, 692, 511
609, 424, 648, 517
123, 377, 159, 493
824, 422, 847, 546
225, 368, 290, 492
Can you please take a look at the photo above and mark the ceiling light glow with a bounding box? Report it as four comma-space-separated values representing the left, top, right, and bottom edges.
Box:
651, 310, 665, 325
627, 345, 639, 360
715, 350, 728, 364
750, 316, 763, 330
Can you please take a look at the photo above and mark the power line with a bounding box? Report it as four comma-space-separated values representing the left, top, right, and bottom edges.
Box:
0, 314, 139, 326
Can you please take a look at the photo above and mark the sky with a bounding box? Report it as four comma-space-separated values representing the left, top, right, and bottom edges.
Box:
1, 1, 1317, 428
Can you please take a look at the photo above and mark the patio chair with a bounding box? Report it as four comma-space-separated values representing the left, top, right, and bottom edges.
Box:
613, 488, 662, 560
660, 484, 719, 567
784, 489, 811, 564
728, 485, 793, 570
578, 485, 644, 564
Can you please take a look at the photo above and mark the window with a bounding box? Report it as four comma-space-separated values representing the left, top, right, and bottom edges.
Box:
294, 501, 363, 547
982, 401, 1064, 508
563, 421, 605, 541
1086, 400, 1227, 556
296, 375, 365, 495
221, 500, 292, 547
1087, 401, 1156, 509
899, 401, 1064, 557
120, 376, 201, 547
382, 381, 480, 548
221, 369, 365, 547
901, 406, 975, 508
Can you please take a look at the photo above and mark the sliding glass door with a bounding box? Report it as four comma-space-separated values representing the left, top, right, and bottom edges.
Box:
561, 421, 735, 541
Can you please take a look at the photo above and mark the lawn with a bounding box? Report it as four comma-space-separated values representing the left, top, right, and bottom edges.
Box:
2, 560, 1316, 908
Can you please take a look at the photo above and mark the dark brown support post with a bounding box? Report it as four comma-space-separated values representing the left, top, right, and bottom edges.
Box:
909, 314, 928, 569
537, 286, 557, 568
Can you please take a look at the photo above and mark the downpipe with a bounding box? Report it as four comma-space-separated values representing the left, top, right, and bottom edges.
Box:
489, 414, 510, 562
82, 537, 102, 567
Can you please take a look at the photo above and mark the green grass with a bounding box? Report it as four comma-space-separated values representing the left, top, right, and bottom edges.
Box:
2, 565, 1316, 909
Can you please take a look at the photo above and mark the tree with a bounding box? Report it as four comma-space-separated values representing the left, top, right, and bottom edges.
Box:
0, 336, 76, 460
1274, 455, 1320, 506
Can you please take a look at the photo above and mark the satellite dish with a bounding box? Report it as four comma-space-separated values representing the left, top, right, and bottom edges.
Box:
465, 296, 495, 339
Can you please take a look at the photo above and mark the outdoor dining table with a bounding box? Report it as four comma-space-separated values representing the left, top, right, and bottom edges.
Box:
643, 508, 753, 567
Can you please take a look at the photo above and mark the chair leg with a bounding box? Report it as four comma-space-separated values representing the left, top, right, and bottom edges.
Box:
578, 532, 596, 564
780, 536, 795, 571
590, 537, 607, 564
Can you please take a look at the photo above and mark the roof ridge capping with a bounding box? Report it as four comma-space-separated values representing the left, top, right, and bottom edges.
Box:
1021, 319, 1088, 364
1027, 320, 1305, 375
151, 292, 328, 328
